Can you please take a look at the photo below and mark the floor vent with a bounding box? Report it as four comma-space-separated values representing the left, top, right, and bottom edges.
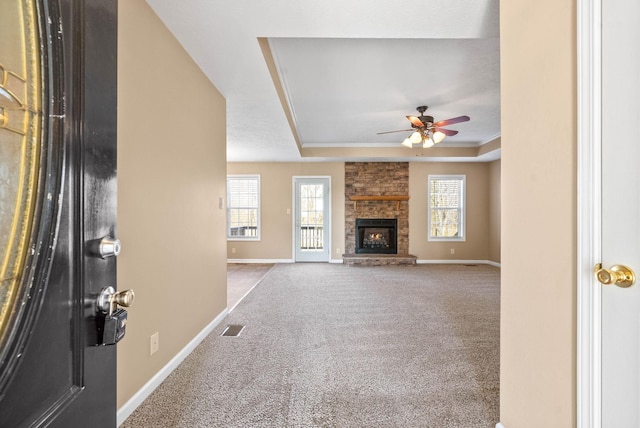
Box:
221, 324, 245, 337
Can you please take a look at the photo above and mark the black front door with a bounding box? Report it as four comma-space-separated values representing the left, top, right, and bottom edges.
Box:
0, 1, 119, 426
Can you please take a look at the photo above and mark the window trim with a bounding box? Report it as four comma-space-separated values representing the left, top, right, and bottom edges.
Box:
427, 174, 466, 242
226, 174, 261, 241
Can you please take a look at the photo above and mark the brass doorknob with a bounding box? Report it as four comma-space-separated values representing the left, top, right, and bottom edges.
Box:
112, 289, 135, 307
594, 264, 636, 287
97, 286, 135, 313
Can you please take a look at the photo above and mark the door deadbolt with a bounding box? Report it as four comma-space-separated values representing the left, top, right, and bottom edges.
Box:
594, 264, 636, 288
99, 237, 121, 258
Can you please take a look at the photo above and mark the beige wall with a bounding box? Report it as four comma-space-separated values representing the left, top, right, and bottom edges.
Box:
227, 162, 495, 262
227, 163, 345, 260
409, 162, 491, 261
117, 0, 227, 408
500, 0, 576, 426
488, 160, 501, 263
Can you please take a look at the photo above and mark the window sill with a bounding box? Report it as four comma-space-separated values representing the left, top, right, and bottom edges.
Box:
428, 237, 466, 242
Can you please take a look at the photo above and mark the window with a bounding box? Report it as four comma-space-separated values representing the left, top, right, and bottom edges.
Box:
428, 175, 465, 241
227, 175, 260, 240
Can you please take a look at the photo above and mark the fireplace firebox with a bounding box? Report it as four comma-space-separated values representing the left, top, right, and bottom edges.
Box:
355, 218, 397, 254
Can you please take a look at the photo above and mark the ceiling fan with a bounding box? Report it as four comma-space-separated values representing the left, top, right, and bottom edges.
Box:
377, 106, 470, 148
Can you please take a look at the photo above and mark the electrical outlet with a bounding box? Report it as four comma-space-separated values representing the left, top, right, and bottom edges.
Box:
450, 248, 455, 255
286, 208, 291, 215
150, 332, 159, 356
231, 247, 236, 254
336, 248, 341, 254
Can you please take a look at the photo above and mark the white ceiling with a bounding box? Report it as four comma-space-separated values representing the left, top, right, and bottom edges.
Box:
146, 0, 501, 163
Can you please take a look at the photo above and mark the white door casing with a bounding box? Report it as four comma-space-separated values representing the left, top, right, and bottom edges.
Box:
577, 0, 602, 424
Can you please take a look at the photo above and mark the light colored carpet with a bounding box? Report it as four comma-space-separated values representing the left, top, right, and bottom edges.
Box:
227, 263, 274, 311
122, 263, 499, 427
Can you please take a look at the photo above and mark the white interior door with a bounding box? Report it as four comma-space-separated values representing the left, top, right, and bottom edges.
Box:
601, 0, 640, 425
294, 177, 330, 262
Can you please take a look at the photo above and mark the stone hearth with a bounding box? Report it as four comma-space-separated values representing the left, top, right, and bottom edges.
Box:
342, 254, 417, 266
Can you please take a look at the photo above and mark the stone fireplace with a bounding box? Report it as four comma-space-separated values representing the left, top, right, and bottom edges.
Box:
344, 162, 412, 264
355, 218, 397, 254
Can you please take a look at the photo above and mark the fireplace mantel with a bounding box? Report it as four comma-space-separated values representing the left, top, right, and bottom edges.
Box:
348, 195, 410, 210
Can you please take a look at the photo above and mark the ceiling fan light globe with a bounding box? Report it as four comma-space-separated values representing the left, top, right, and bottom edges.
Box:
401, 138, 413, 148
423, 137, 435, 148
433, 131, 446, 144
409, 131, 422, 145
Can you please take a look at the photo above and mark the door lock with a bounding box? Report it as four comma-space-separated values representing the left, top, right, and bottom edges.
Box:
88, 236, 121, 258
594, 264, 636, 288
97, 286, 135, 345
98, 237, 121, 258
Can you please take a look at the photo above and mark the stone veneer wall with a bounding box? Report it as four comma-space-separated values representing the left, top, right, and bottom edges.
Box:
344, 162, 409, 255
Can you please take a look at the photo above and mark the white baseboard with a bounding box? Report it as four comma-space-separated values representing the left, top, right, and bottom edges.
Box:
227, 258, 293, 263
227, 258, 500, 267
496, 423, 506, 428
417, 259, 501, 267
228, 259, 345, 264
117, 308, 229, 426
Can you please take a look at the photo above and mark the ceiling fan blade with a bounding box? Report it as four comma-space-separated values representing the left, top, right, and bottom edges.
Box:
433, 127, 459, 136
406, 115, 425, 128
377, 129, 414, 135
433, 115, 470, 127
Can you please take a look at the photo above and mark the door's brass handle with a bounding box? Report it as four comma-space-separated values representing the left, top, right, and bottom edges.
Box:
112, 289, 135, 308
594, 264, 636, 287
97, 286, 135, 314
